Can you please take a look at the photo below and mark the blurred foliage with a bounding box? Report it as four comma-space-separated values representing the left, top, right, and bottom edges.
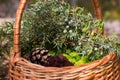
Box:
0, 22, 13, 54
99, 0, 120, 12
99, 0, 120, 20
0, 0, 7, 3
63, 0, 120, 20
28, 0, 37, 4
104, 7, 120, 20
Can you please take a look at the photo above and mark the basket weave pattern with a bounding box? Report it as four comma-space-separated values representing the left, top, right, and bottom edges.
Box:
9, 0, 120, 80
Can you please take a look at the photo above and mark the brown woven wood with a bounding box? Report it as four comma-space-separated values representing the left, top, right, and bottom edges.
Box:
92, 0, 102, 19
9, 0, 120, 80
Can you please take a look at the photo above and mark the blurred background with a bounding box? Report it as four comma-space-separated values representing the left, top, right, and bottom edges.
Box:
0, 0, 120, 19
0, 0, 120, 38
0, 0, 120, 80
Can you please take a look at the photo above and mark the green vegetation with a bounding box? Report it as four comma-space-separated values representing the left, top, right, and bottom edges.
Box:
0, 22, 13, 54
0, 0, 120, 66
21, 0, 120, 65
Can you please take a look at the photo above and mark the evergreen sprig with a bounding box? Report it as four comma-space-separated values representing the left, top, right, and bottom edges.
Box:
20, 0, 120, 62
22, 0, 100, 53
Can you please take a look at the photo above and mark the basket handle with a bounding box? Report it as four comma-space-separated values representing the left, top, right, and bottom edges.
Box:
92, 0, 102, 19
13, 0, 27, 58
13, 0, 102, 58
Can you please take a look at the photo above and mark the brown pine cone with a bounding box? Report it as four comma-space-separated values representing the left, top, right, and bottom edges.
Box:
30, 48, 51, 65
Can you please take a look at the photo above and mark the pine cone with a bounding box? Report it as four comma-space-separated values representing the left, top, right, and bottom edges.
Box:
30, 48, 51, 65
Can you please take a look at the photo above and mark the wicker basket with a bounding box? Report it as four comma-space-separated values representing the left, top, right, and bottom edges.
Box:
9, 0, 120, 80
